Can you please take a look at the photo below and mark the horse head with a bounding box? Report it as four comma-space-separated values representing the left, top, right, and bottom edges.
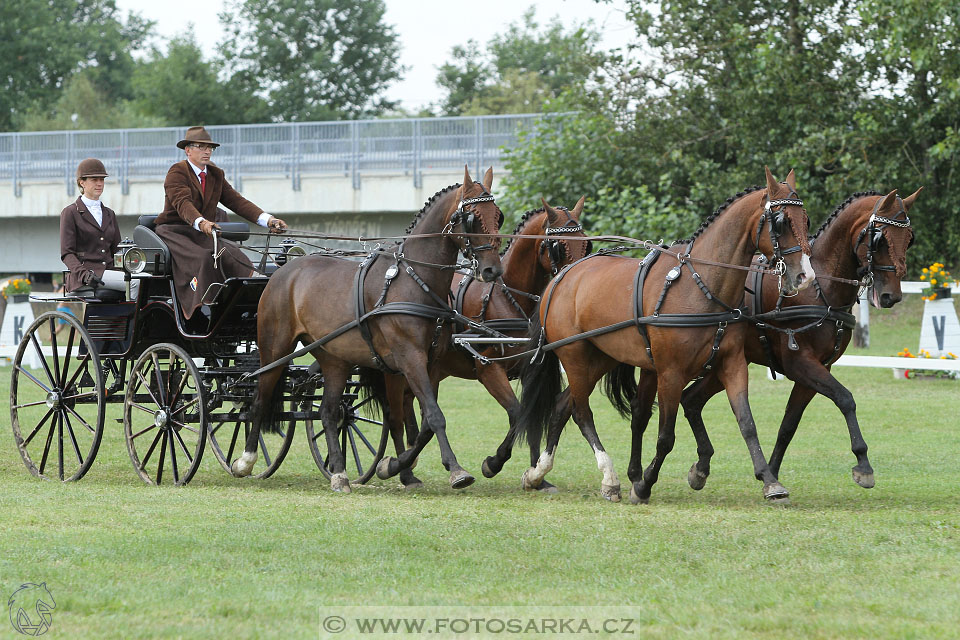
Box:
446, 166, 504, 282
758, 167, 815, 296
538, 196, 590, 275
855, 187, 921, 308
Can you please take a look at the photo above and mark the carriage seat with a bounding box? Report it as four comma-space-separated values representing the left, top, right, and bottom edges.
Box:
133, 217, 172, 276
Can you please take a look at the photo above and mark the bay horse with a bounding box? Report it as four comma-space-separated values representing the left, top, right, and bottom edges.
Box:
515, 168, 815, 504
235, 167, 505, 493
674, 187, 920, 493
384, 197, 590, 488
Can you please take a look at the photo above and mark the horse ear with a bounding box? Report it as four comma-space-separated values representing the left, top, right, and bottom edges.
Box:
902, 186, 923, 211
482, 166, 494, 191
541, 197, 562, 225
764, 166, 779, 194
879, 189, 899, 214
571, 195, 585, 219
463, 165, 473, 189
784, 169, 797, 190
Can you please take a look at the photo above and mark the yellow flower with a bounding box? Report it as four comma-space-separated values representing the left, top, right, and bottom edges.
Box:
931, 279, 937, 286
923, 267, 929, 273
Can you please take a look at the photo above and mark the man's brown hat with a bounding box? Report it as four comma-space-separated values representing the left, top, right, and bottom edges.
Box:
177, 126, 220, 149
76, 158, 109, 179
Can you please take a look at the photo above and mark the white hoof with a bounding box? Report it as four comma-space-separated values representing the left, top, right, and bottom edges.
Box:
231, 451, 257, 477
521, 468, 542, 491
601, 483, 622, 503
330, 472, 352, 493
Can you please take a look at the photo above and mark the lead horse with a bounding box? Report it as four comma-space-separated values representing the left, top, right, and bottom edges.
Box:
236, 167, 505, 492
674, 187, 920, 492
515, 168, 815, 503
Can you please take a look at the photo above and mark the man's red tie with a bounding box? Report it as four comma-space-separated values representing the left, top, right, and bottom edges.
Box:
199, 170, 206, 194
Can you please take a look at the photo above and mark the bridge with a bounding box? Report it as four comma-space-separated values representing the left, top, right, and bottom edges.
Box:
0, 114, 550, 273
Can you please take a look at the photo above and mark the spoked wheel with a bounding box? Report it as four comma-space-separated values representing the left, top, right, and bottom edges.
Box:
208, 408, 295, 479
9, 311, 105, 481
124, 343, 206, 486
305, 377, 389, 484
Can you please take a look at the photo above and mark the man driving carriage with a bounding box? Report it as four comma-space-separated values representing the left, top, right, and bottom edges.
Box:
155, 126, 288, 319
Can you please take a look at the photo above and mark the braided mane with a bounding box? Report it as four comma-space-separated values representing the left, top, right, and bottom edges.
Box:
674, 185, 765, 245
501, 206, 546, 255
810, 191, 882, 243
404, 183, 461, 235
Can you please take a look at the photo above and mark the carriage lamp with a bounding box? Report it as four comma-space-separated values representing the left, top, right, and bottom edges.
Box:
276, 239, 306, 266
122, 247, 148, 274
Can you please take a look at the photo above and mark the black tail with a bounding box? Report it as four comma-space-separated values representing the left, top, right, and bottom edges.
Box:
603, 363, 637, 419
515, 313, 563, 448
354, 367, 388, 420
252, 370, 287, 434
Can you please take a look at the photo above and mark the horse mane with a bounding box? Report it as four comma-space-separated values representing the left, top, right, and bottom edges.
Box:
501, 206, 546, 255
404, 183, 462, 235
810, 191, 882, 244
674, 185, 765, 245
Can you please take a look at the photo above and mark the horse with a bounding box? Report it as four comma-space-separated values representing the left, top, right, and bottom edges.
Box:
234, 167, 505, 493
384, 197, 591, 489
673, 187, 920, 493
514, 168, 815, 504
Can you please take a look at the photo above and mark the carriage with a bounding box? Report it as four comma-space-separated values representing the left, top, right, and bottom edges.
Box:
8, 216, 387, 486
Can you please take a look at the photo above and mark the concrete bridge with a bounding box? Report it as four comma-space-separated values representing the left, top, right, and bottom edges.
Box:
0, 114, 549, 273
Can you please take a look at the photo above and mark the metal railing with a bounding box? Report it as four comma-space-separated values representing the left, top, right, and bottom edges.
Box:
0, 113, 558, 196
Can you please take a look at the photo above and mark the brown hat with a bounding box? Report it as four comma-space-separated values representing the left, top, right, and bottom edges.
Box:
177, 126, 220, 149
77, 158, 109, 179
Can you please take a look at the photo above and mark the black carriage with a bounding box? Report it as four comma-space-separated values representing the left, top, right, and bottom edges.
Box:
8, 217, 387, 486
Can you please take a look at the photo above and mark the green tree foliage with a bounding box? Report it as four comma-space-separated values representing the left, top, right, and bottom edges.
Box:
436, 8, 604, 116
218, 0, 403, 121
19, 72, 161, 131
503, 0, 960, 271
0, 0, 150, 131
131, 32, 269, 126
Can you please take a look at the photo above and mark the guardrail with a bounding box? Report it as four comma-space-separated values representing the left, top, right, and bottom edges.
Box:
0, 113, 557, 196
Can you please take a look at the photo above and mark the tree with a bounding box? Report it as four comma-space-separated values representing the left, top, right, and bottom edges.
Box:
0, 0, 151, 131
19, 72, 161, 131
435, 8, 604, 115
218, 0, 403, 121
131, 32, 269, 126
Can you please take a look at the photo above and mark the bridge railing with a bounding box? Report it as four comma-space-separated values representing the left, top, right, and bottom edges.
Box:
0, 113, 558, 196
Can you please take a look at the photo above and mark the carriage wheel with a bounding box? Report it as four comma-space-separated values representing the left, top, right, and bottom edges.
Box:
305, 377, 389, 484
208, 407, 295, 480
123, 343, 206, 486
9, 311, 105, 482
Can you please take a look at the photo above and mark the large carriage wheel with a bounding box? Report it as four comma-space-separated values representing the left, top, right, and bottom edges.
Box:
208, 408, 295, 480
9, 311, 105, 481
305, 377, 389, 484
123, 343, 206, 486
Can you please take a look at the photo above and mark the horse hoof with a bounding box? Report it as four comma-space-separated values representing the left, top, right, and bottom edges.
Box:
376, 457, 395, 480
330, 473, 352, 493
688, 464, 708, 490
628, 484, 649, 505
231, 452, 256, 477
601, 483, 621, 503
481, 457, 500, 478
399, 469, 423, 489
852, 469, 875, 489
450, 469, 475, 490
402, 479, 424, 490
520, 468, 541, 491
763, 482, 790, 501
536, 480, 559, 494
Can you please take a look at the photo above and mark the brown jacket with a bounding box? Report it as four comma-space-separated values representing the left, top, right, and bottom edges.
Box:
156, 160, 263, 227
60, 197, 121, 291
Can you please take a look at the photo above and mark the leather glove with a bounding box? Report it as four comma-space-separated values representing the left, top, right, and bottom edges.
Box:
267, 216, 288, 234
79, 269, 100, 286
198, 219, 222, 237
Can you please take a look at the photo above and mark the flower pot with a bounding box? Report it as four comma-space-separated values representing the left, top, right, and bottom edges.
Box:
932, 287, 952, 299
11, 294, 29, 303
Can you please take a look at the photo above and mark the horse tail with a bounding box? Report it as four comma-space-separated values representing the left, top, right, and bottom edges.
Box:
354, 367, 388, 420
515, 314, 562, 448
252, 368, 287, 434
603, 363, 637, 419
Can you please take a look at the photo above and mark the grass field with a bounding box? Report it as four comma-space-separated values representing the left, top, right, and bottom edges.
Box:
1, 295, 958, 638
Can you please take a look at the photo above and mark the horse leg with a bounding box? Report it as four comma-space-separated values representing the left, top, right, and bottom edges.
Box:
626, 371, 657, 488
765, 381, 816, 480
679, 372, 725, 490
521, 387, 571, 493
477, 364, 524, 479
318, 364, 352, 493
715, 356, 788, 502
630, 377, 682, 505
232, 366, 284, 476
385, 375, 422, 489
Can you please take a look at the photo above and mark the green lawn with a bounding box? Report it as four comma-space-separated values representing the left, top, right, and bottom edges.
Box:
0, 295, 958, 639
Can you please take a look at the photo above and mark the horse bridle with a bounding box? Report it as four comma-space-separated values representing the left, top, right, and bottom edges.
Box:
853, 195, 912, 287
756, 189, 807, 295
445, 191, 503, 273
540, 208, 591, 275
